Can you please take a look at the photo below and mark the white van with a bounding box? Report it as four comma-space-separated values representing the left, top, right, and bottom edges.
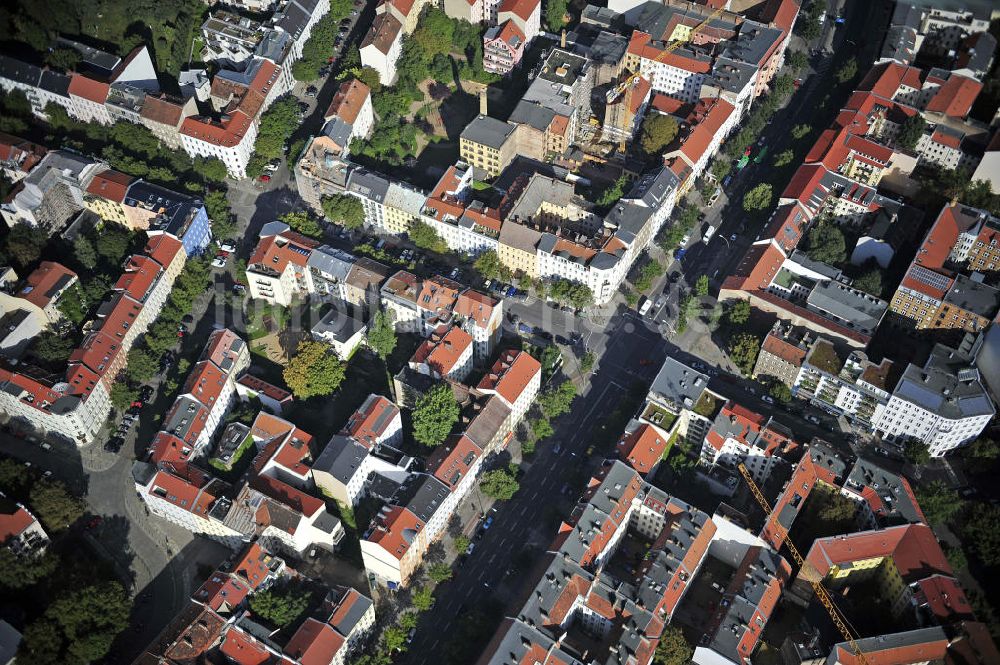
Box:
638, 297, 653, 316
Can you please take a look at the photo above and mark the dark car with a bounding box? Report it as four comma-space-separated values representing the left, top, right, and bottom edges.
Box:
669, 272, 681, 283
537, 331, 554, 341
555, 334, 569, 345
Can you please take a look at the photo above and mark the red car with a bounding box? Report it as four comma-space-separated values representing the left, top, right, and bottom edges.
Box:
131, 400, 143, 409
259, 174, 271, 183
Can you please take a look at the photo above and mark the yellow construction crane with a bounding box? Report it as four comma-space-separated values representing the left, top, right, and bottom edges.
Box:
737, 464, 873, 665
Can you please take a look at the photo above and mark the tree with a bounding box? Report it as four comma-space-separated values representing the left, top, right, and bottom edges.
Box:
412, 586, 435, 611
695, 275, 710, 297
0, 459, 31, 497
321, 194, 365, 230
836, 57, 858, 84
250, 585, 310, 627
280, 211, 324, 239
480, 468, 520, 500
427, 562, 453, 583
31, 331, 75, 365
18, 619, 63, 665
529, 418, 554, 440
412, 8, 455, 57
110, 382, 139, 411
408, 219, 449, 253
44, 581, 131, 663
768, 382, 793, 404
45, 47, 81, 71
454, 535, 471, 554
596, 174, 629, 208
367, 310, 397, 359
548, 279, 593, 310
915, 481, 963, 527
726, 300, 750, 329
29, 480, 84, 531
545, 0, 569, 31
967, 437, 1000, 460
73, 235, 98, 270
960, 503, 1000, 566
798, 17, 822, 41
384, 625, 409, 653
204, 190, 236, 239
283, 340, 347, 399
538, 381, 577, 418
896, 114, 926, 151
654, 626, 693, 665
193, 157, 228, 183
902, 439, 931, 466
95, 224, 132, 262
853, 267, 884, 297
791, 124, 811, 139
638, 114, 680, 157
413, 383, 460, 446
0, 548, 58, 589
804, 220, 846, 265
817, 492, 858, 528
5, 223, 47, 268
742, 183, 773, 214
786, 50, 809, 71
728, 332, 761, 376
253, 97, 300, 162
473, 250, 511, 281
580, 352, 595, 373
773, 149, 795, 167
127, 347, 161, 382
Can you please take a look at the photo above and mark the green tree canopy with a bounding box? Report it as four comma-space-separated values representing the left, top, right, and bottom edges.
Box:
204, 190, 236, 239
283, 340, 347, 398
280, 211, 324, 239
480, 468, 520, 500
110, 382, 140, 411
25, 581, 131, 664
249, 585, 310, 627
853, 267, 884, 297
321, 194, 365, 230
5, 223, 47, 269
902, 439, 931, 466
473, 250, 512, 282
545, 0, 569, 31
896, 114, 927, 151
915, 481, 963, 527
538, 381, 577, 418
773, 149, 795, 167
727, 332, 761, 376
0, 548, 58, 590
126, 347, 160, 382
73, 235, 98, 270
836, 57, 858, 84
726, 299, 751, 327
960, 503, 1000, 566
804, 220, 847, 265
31, 331, 75, 365
412, 586, 435, 611
413, 383, 460, 446
427, 562, 453, 583
548, 279, 593, 310
791, 124, 811, 139
786, 50, 809, 71
654, 626, 693, 665
29, 480, 84, 531
638, 114, 680, 157
742, 183, 773, 214
409, 220, 449, 253
95, 224, 133, 262
695, 275, 710, 297
768, 382, 792, 404
367, 310, 398, 359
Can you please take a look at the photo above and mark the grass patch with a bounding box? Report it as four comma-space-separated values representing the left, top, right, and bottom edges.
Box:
208, 433, 255, 472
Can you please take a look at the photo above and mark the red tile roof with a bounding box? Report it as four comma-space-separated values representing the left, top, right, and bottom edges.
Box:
476, 349, 541, 407
180, 110, 254, 148
426, 434, 483, 488
237, 374, 292, 404
141, 94, 186, 127
649, 93, 692, 117
149, 431, 193, 466
806, 524, 951, 581
149, 470, 217, 516
86, 168, 133, 202
285, 618, 345, 665
616, 423, 667, 473
248, 235, 314, 274
232, 542, 276, 590
220, 626, 273, 665
361, 13, 403, 56
760, 332, 807, 367
21, 261, 77, 309
183, 360, 228, 410
114, 255, 161, 302
365, 505, 422, 560
857, 62, 925, 100
250, 474, 324, 517
342, 395, 399, 448
926, 75, 982, 118
498, 0, 539, 22
0, 132, 47, 173
411, 325, 472, 377
678, 98, 735, 165
455, 289, 499, 328
94, 293, 143, 343
68, 73, 110, 104
325, 79, 371, 126
69, 330, 122, 375
931, 128, 962, 149
144, 234, 185, 268
0, 501, 35, 542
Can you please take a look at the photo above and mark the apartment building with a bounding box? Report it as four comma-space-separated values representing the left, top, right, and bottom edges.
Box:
873, 339, 994, 456
324, 79, 374, 144
408, 325, 474, 382
460, 115, 519, 178
0, 235, 185, 444
701, 401, 795, 484
497, 0, 540, 42
83, 168, 134, 227
752, 322, 811, 387
246, 223, 322, 305
475, 349, 542, 424
360, 14, 404, 85
313, 397, 412, 507
483, 21, 527, 76
201, 10, 266, 65
890, 204, 1000, 334
1, 150, 103, 232
2, 261, 79, 326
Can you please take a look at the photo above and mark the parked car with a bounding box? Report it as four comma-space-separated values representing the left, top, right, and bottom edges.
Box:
465, 542, 475, 556
762, 395, 775, 405
305, 85, 318, 97
219, 242, 237, 253
212, 256, 227, 268
259, 174, 271, 183
483, 516, 494, 530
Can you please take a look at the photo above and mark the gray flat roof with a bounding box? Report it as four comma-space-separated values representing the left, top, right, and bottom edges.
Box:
806, 281, 887, 335
460, 115, 516, 150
